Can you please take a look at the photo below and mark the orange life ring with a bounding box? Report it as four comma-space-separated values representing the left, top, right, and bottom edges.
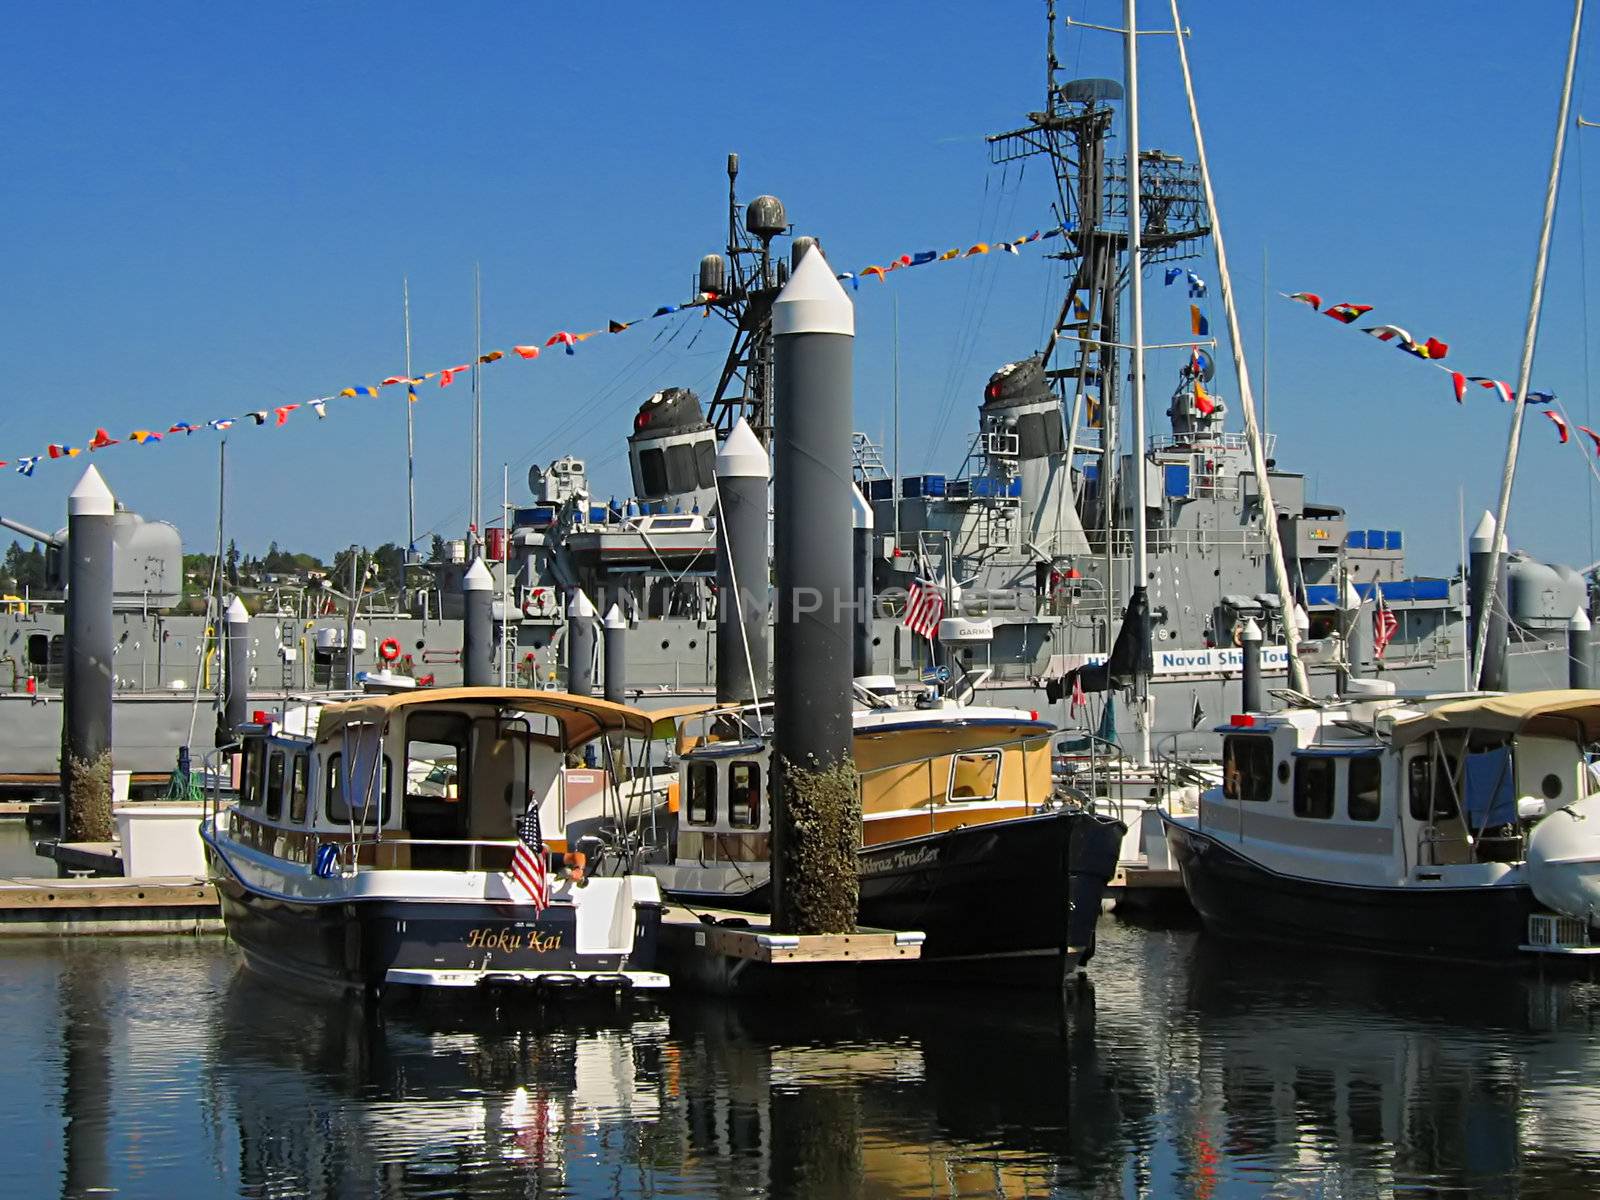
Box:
378, 637, 402, 663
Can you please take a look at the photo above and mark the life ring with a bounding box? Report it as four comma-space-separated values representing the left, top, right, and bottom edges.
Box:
377, 637, 401, 663
1231, 624, 1243, 648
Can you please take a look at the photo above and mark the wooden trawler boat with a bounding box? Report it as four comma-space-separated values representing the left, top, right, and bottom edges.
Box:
200, 687, 672, 998
1162, 685, 1600, 962
649, 701, 1126, 969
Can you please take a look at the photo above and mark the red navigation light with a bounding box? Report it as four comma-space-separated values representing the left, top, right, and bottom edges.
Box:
1229, 713, 1254, 726
252, 710, 271, 725
1029, 709, 1039, 721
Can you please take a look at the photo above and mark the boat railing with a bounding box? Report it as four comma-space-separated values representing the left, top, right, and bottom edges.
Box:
1085, 525, 1264, 558
1051, 729, 1139, 820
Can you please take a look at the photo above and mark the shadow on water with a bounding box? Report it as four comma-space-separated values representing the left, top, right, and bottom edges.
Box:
17, 923, 1600, 1197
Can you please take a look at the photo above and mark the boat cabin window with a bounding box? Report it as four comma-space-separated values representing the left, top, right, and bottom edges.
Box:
288, 754, 309, 824
264, 750, 286, 821
950, 751, 1002, 802
687, 761, 716, 825
1292, 757, 1335, 820
1407, 754, 1459, 822
325, 751, 392, 826
403, 712, 471, 843
239, 740, 264, 810
729, 761, 761, 828
1348, 756, 1381, 822
1222, 735, 1274, 803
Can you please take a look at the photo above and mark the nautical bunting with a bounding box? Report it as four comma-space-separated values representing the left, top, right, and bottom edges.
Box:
7, 222, 1071, 481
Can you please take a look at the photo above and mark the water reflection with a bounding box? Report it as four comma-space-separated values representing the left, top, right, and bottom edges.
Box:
13, 924, 1600, 1197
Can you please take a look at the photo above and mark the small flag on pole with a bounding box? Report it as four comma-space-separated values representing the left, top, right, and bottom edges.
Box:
510, 807, 550, 912
902, 578, 945, 641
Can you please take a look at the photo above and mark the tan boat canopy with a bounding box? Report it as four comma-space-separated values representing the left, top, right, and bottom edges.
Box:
1389, 689, 1600, 748
313, 687, 678, 749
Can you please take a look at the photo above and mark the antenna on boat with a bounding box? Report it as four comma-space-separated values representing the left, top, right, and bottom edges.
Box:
1472, 0, 1584, 689
1123, 0, 1153, 766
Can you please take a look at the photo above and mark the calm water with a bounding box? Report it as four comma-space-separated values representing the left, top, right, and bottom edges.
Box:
7, 915, 1600, 1197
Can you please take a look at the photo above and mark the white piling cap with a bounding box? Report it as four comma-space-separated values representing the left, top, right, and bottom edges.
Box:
716, 417, 769, 480
603, 603, 626, 629
68, 464, 114, 517
773, 245, 854, 337
1469, 510, 1505, 553
463, 558, 494, 592
1241, 616, 1263, 642
568, 589, 597, 619
852, 483, 874, 529
1572, 608, 1592, 632
226, 596, 250, 623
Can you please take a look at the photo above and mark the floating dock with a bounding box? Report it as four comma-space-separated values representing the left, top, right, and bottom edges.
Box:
658, 904, 924, 994
0, 874, 221, 936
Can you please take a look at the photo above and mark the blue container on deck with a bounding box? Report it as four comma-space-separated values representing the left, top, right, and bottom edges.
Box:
903, 474, 946, 498
868, 478, 894, 502
945, 479, 971, 499
588, 505, 608, 524
1387, 530, 1403, 550
1007, 477, 1023, 497
1346, 531, 1368, 549
521, 505, 556, 528
1366, 529, 1384, 549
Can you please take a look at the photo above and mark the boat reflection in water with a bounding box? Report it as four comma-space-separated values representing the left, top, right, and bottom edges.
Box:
15, 926, 1600, 1197
191, 924, 1600, 1198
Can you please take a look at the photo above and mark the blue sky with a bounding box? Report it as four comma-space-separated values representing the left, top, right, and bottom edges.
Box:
1, 1, 1596, 577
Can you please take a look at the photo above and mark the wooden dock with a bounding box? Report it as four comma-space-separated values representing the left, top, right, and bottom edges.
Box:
658, 904, 924, 994
0, 874, 221, 936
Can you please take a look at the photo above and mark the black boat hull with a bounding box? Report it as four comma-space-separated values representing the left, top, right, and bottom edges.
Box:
208, 852, 661, 997
669, 809, 1124, 965
1163, 817, 1535, 963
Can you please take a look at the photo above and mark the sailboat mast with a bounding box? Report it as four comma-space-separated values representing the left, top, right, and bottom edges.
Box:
1124, 0, 1152, 765
1169, 0, 1308, 693
403, 276, 416, 567
471, 263, 483, 550
1473, 0, 1584, 689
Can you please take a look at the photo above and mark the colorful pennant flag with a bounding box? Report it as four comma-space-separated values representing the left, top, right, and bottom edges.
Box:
1451, 372, 1467, 404
310, 400, 328, 418
479, 350, 504, 364
88, 428, 119, 451
273, 404, 298, 426
1362, 324, 1412, 343
1547, 411, 1570, 444
1190, 305, 1209, 337
439, 365, 469, 387
1186, 271, 1207, 298
1579, 425, 1600, 456
1194, 379, 1215, 416
1324, 302, 1373, 324
168, 422, 198, 435
513, 345, 541, 359
1286, 292, 1323, 309
15, 457, 38, 477
129, 430, 161, 444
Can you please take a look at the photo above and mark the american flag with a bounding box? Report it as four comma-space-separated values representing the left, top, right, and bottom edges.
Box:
903, 578, 945, 641
1373, 583, 1398, 659
511, 807, 550, 911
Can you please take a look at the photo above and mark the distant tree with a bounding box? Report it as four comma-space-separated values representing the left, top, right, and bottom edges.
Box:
429, 534, 448, 564
225, 539, 240, 586
371, 543, 407, 594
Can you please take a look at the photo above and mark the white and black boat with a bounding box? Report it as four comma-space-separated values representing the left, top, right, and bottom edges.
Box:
649, 700, 1126, 969
1162, 685, 1600, 962
201, 687, 672, 999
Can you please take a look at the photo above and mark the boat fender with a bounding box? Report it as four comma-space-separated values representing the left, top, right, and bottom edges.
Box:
313, 844, 340, 878
377, 637, 401, 663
